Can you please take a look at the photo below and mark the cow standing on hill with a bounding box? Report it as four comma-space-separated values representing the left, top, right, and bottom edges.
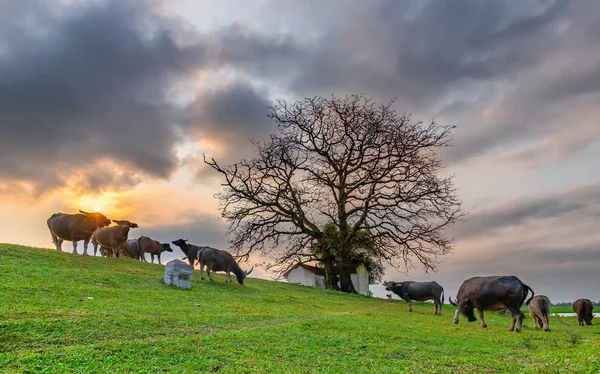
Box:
384, 281, 444, 315
92, 220, 138, 258
47, 210, 111, 255
450, 275, 534, 332
573, 299, 594, 326
171, 239, 202, 267
136, 236, 173, 264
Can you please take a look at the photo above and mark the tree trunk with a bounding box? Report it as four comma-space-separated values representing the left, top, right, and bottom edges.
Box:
323, 254, 340, 291
339, 255, 357, 294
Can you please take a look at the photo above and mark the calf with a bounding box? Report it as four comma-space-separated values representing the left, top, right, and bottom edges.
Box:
136, 236, 173, 265
527, 295, 551, 331
384, 281, 444, 315
47, 210, 111, 255
92, 220, 138, 258
449, 275, 534, 332
573, 299, 594, 326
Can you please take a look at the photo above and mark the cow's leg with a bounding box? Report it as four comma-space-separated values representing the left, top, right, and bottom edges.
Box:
93, 239, 99, 256
478, 309, 487, 328
200, 263, 205, 280
72, 241, 78, 255
158, 254, 161, 265
406, 298, 413, 312
532, 314, 538, 329
206, 264, 214, 281
56, 238, 64, 252
453, 299, 467, 324
434, 300, 441, 315
151, 254, 155, 264
83, 238, 90, 256
542, 316, 550, 331
508, 307, 523, 332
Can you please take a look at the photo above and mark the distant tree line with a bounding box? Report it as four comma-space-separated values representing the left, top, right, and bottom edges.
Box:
551, 301, 600, 307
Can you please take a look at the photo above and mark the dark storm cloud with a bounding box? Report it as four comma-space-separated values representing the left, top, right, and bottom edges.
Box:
0, 0, 205, 193
187, 81, 272, 139
215, 0, 599, 165
282, 1, 566, 102
451, 184, 600, 240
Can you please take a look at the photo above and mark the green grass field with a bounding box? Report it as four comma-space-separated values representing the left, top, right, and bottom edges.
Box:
1, 244, 599, 373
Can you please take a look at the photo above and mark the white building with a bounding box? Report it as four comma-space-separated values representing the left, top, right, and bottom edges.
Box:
283, 263, 370, 295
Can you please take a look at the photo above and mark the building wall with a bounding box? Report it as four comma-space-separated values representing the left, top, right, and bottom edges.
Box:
286, 267, 317, 287
287, 266, 369, 294
355, 264, 369, 295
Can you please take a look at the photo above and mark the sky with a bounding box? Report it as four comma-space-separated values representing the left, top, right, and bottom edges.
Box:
1, 0, 599, 303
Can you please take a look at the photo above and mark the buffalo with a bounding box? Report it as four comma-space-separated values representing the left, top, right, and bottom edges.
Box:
47, 210, 111, 255
449, 275, 534, 332
92, 220, 139, 258
136, 236, 173, 264
573, 299, 594, 326
527, 295, 551, 331
196, 246, 254, 284
171, 239, 201, 267
384, 281, 444, 315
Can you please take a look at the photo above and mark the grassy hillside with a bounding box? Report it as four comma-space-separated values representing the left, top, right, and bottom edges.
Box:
1, 244, 599, 373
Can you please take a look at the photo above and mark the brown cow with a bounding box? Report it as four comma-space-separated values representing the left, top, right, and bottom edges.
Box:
47, 210, 111, 255
136, 236, 173, 264
573, 299, 594, 326
527, 295, 551, 331
91, 220, 138, 258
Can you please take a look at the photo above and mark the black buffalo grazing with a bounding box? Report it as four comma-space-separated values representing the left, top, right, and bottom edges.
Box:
47, 210, 111, 255
527, 295, 551, 331
92, 220, 139, 258
196, 246, 254, 284
573, 299, 594, 326
384, 281, 444, 315
449, 275, 534, 332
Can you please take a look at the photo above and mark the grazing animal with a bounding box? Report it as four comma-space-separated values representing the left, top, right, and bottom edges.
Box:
449, 275, 534, 332
196, 246, 254, 284
92, 220, 138, 258
136, 236, 173, 265
171, 239, 202, 267
384, 281, 444, 315
47, 210, 111, 255
573, 299, 594, 326
527, 295, 551, 331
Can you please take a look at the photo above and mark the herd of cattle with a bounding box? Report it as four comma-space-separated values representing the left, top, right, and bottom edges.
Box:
384, 276, 595, 332
46, 210, 253, 284
46, 209, 593, 331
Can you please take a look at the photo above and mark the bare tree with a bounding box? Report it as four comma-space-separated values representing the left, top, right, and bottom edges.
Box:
205, 94, 464, 293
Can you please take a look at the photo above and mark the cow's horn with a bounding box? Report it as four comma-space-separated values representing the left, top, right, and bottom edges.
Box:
245, 265, 254, 276
79, 210, 90, 215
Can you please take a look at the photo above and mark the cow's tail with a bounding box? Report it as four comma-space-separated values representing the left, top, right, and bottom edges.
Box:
523, 282, 535, 305
448, 296, 457, 306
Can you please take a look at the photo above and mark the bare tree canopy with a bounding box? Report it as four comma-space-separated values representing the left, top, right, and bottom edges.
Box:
205, 94, 464, 289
